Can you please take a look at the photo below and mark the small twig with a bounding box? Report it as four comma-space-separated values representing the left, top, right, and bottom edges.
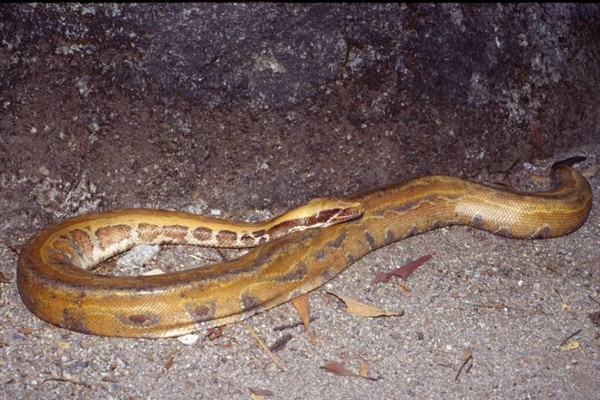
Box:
501, 158, 520, 176
588, 293, 600, 306
454, 347, 473, 382
268, 333, 293, 353
559, 329, 582, 347
215, 248, 229, 262
555, 288, 570, 310
247, 326, 285, 372
542, 264, 562, 276
42, 377, 92, 389
273, 317, 318, 332
467, 302, 525, 312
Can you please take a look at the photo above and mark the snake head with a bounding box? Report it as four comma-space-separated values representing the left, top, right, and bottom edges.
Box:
300, 198, 365, 227
265, 198, 364, 239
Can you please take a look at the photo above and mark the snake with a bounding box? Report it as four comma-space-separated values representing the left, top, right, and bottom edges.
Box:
17, 157, 592, 338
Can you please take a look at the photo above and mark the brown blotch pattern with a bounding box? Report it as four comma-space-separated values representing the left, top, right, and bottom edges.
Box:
185, 302, 216, 322
95, 224, 132, 250
321, 268, 335, 283
69, 229, 94, 256
313, 248, 327, 261
494, 227, 512, 237
330, 231, 347, 249
241, 233, 256, 246
346, 253, 357, 264
470, 214, 485, 229
276, 262, 309, 283
531, 226, 553, 239
241, 294, 261, 311
267, 220, 302, 239
364, 231, 377, 250
62, 307, 91, 334
252, 229, 266, 238
47, 249, 74, 266
392, 200, 420, 213
51, 237, 78, 258
163, 224, 189, 241
137, 223, 161, 242
385, 229, 397, 245
404, 226, 421, 239
216, 230, 238, 245
193, 226, 213, 241
121, 312, 160, 327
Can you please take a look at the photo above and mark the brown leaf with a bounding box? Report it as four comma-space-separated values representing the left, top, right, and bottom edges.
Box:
206, 325, 224, 340
359, 362, 370, 378
583, 164, 600, 180
327, 292, 403, 318
9, 244, 22, 255
559, 340, 580, 351
18, 326, 32, 335
321, 361, 378, 381
372, 254, 433, 284
493, 175, 513, 187
0, 271, 8, 283
248, 387, 274, 397
291, 293, 311, 329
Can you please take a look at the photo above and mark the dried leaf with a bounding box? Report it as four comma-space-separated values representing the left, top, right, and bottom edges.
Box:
57, 341, 70, 349
163, 354, 175, 370
554, 289, 570, 311
372, 254, 433, 284
327, 292, 403, 318
559, 340, 580, 351
308, 330, 318, 346
248, 387, 274, 397
206, 325, 224, 340
583, 164, 600, 180
18, 326, 32, 335
359, 362, 370, 378
559, 329, 582, 349
321, 361, 377, 381
291, 293, 311, 329
493, 175, 513, 188
9, 244, 22, 255
0, 271, 8, 283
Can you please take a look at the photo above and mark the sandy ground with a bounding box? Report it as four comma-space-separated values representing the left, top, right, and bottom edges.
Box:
1, 4, 600, 400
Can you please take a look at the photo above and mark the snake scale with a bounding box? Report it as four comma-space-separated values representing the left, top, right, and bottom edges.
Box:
17, 158, 592, 338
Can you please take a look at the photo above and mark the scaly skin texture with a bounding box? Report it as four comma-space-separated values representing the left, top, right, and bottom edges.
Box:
17, 163, 592, 338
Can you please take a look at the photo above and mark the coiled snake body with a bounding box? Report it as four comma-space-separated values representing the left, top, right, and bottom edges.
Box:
17, 160, 592, 338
